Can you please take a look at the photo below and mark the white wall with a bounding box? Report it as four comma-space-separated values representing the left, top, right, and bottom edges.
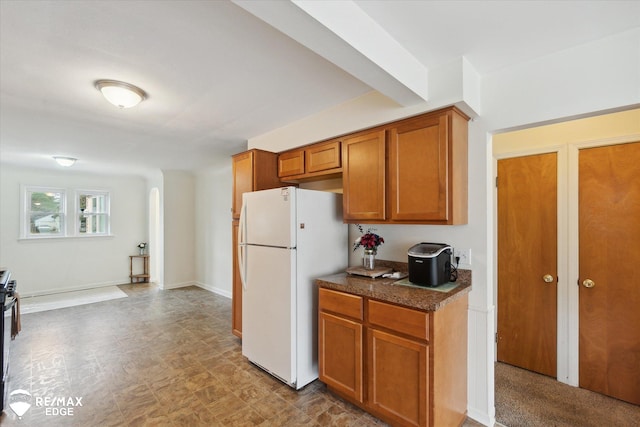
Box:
244, 30, 640, 426
0, 164, 147, 296
146, 169, 164, 287
162, 170, 196, 289
482, 28, 640, 132
194, 156, 233, 297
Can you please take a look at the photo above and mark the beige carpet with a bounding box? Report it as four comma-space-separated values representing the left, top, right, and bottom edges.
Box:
495, 362, 640, 426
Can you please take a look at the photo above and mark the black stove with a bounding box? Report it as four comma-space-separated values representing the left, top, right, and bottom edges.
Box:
0, 269, 17, 413
0, 269, 16, 303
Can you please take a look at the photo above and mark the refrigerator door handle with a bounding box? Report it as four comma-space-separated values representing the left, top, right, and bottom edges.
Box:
238, 201, 248, 291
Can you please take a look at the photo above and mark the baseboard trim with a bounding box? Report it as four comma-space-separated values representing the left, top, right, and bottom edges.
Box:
162, 281, 198, 290
466, 407, 494, 426
195, 282, 231, 299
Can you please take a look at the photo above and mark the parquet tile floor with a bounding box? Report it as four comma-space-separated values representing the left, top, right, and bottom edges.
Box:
0, 284, 483, 426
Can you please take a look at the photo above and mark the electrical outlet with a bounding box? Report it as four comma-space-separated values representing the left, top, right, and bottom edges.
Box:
453, 247, 471, 266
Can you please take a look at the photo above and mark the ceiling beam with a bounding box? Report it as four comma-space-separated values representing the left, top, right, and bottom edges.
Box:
233, 0, 429, 106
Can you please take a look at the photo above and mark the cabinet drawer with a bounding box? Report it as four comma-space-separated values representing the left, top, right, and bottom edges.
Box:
319, 288, 363, 321
306, 140, 341, 173
368, 299, 429, 340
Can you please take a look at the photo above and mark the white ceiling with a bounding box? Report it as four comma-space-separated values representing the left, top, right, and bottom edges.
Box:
1, 0, 638, 176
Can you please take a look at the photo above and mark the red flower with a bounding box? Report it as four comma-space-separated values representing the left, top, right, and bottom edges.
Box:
353, 225, 384, 252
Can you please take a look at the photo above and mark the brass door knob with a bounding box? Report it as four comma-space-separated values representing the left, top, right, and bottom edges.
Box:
543, 274, 554, 283
582, 279, 595, 288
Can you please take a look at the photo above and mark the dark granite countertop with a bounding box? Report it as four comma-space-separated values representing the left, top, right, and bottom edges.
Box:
316, 260, 471, 312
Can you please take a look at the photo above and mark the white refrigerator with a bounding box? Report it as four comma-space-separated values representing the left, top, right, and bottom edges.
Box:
238, 186, 347, 389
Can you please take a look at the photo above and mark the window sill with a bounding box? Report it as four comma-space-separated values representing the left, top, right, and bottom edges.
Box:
18, 234, 115, 242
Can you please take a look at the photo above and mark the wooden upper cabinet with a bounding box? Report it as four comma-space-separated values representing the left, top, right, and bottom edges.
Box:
279, 140, 342, 181
231, 149, 280, 219
307, 140, 341, 173
278, 149, 305, 178
342, 130, 386, 221
388, 107, 468, 224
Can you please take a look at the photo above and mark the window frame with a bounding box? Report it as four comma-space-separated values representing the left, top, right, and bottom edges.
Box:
20, 185, 113, 240
75, 189, 111, 236
21, 186, 67, 239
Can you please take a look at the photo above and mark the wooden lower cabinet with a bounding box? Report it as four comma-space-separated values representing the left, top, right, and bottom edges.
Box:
319, 287, 468, 427
368, 329, 428, 426
319, 312, 363, 403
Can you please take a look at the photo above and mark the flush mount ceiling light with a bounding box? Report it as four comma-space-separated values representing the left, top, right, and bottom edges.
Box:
53, 156, 77, 167
95, 79, 147, 108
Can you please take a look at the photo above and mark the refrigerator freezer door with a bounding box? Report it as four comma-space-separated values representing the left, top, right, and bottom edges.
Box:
242, 244, 296, 386
243, 187, 296, 248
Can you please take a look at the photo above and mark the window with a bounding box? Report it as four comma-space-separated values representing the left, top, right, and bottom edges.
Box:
77, 191, 110, 235
26, 188, 66, 237
21, 186, 111, 239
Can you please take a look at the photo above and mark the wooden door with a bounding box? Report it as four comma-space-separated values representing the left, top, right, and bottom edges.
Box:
497, 153, 557, 377
342, 130, 386, 221
578, 141, 640, 405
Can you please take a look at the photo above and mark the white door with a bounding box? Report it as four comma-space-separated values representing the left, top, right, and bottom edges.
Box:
242, 244, 297, 385
243, 187, 296, 247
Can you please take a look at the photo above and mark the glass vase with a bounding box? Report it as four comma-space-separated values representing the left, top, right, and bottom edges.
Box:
363, 248, 377, 270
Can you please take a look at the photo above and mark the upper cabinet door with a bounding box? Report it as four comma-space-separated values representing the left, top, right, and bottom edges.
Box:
306, 140, 341, 173
232, 151, 254, 219
232, 149, 280, 219
389, 108, 468, 224
342, 130, 386, 221
389, 114, 449, 221
278, 149, 305, 178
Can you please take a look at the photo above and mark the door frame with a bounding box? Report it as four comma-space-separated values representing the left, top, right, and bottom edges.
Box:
494, 134, 640, 388
494, 145, 570, 384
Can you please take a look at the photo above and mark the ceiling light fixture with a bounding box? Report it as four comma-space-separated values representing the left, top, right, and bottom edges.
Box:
53, 156, 77, 167
95, 79, 147, 108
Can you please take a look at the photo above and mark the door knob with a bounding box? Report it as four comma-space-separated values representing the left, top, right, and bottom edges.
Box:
582, 279, 595, 288
543, 274, 554, 283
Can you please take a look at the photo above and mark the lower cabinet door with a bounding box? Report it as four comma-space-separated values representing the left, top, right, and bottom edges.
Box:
368, 329, 429, 427
319, 312, 363, 403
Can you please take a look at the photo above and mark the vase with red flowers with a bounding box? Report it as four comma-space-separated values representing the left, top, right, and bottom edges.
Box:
352, 225, 384, 270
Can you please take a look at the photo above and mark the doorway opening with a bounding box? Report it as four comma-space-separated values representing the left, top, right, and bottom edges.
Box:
149, 187, 160, 283
492, 109, 640, 423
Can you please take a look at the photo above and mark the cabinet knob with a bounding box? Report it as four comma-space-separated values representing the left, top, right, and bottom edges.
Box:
542, 274, 554, 283
582, 279, 595, 288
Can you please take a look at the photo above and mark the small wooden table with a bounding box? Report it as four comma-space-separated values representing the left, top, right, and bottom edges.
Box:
129, 255, 150, 283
